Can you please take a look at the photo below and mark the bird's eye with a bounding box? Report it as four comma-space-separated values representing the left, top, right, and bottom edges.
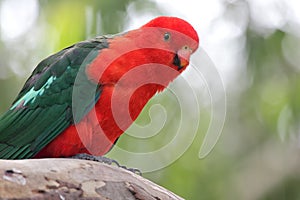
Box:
164, 32, 171, 41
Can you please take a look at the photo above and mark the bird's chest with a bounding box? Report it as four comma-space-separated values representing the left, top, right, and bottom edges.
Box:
95, 83, 163, 138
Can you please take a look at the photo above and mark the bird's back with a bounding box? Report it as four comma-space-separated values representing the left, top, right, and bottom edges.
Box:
0, 36, 109, 159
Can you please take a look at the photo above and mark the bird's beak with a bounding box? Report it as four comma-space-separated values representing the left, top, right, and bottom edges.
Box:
173, 45, 193, 71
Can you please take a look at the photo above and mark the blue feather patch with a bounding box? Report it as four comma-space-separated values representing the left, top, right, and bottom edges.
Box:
10, 76, 57, 110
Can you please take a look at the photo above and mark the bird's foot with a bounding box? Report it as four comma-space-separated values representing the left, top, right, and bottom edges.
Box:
71, 153, 142, 175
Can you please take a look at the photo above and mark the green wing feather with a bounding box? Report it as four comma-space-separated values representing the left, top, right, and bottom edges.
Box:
0, 36, 110, 159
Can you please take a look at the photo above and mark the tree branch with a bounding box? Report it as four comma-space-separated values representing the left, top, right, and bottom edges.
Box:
0, 158, 183, 199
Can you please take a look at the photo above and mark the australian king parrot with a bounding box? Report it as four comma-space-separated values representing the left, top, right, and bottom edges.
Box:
0, 16, 199, 159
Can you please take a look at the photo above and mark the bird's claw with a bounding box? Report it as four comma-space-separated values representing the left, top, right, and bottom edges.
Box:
71, 153, 142, 175
119, 165, 142, 176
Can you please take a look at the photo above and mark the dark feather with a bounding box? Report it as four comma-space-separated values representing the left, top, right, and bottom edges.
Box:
0, 36, 110, 159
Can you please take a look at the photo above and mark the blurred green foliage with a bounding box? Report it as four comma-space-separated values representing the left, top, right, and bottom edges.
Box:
0, 0, 300, 199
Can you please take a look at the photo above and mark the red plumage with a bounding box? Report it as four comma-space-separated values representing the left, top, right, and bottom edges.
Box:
35, 16, 199, 158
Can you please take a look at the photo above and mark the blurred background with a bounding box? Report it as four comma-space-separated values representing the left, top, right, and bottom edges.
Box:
1, 0, 300, 199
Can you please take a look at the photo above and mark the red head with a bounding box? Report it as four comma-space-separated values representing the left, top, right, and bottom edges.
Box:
142, 16, 199, 45
137, 16, 199, 72
87, 16, 199, 83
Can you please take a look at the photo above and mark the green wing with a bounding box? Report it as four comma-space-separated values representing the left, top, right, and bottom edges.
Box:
0, 36, 109, 159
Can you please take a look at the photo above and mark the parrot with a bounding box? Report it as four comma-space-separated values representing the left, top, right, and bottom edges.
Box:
0, 16, 199, 159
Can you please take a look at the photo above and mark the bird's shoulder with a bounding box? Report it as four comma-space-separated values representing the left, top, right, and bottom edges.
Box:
12, 35, 111, 107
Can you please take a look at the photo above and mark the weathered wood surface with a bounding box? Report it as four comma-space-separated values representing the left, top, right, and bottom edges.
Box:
0, 159, 183, 200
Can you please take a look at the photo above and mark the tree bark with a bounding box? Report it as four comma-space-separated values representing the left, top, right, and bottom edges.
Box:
0, 158, 183, 200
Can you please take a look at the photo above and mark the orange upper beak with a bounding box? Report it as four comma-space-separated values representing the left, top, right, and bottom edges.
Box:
173, 45, 193, 71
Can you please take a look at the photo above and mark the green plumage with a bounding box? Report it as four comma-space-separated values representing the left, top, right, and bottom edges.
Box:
0, 36, 110, 159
